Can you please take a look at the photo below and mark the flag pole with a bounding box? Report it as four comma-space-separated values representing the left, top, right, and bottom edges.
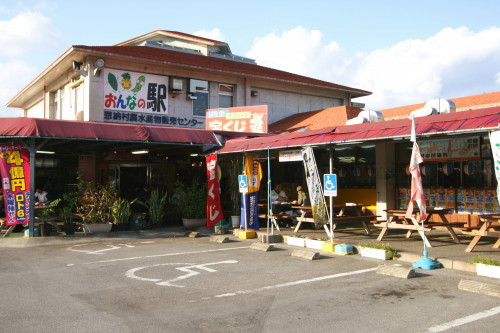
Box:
408, 115, 441, 270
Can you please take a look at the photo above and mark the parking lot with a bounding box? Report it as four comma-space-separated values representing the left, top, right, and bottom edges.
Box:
1, 234, 499, 332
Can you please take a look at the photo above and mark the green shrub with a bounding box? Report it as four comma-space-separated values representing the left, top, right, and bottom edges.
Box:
469, 256, 500, 266
358, 241, 398, 258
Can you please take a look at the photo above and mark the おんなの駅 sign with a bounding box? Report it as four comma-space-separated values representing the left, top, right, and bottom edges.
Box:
104, 69, 169, 114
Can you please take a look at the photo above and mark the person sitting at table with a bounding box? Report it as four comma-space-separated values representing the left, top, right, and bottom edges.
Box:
34, 188, 49, 206
295, 186, 310, 206
271, 183, 288, 203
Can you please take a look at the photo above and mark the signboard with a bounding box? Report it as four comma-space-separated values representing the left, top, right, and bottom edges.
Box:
302, 147, 329, 226
104, 69, 169, 114
206, 105, 268, 133
238, 175, 248, 193
323, 174, 337, 197
0, 143, 31, 226
279, 150, 303, 162
419, 136, 480, 161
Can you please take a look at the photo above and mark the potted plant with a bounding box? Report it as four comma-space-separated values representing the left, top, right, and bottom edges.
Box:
135, 189, 168, 227
470, 256, 500, 279
76, 175, 115, 233
111, 197, 133, 231
173, 180, 207, 228
286, 233, 306, 247
60, 193, 77, 235
358, 241, 398, 260
36, 198, 61, 237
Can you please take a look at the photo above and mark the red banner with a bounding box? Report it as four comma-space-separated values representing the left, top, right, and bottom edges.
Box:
206, 154, 223, 227
0, 143, 31, 225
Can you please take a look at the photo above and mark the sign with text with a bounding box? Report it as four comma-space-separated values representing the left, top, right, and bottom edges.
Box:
206, 154, 223, 228
0, 143, 31, 226
323, 174, 337, 197
419, 136, 480, 161
206, 105, 268, 133
104, 69, 169, 114
279, 150, 303, 162
238, 175, 248, 193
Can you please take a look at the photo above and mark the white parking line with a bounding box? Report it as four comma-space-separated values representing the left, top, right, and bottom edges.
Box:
428, 305, 500, 332
79, 246, 250, 265
184, 267, 377, 301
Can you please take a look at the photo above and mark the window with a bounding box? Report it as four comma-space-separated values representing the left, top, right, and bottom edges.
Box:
191, 79, 209, 117
218, 84, 234, 108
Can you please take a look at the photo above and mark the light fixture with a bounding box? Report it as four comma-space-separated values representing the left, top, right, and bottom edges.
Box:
93, 58, 105, 76
131, 150, 149, 155
37, 150, 55, 154
187, 93, 197, 100
251, 90, 259, 97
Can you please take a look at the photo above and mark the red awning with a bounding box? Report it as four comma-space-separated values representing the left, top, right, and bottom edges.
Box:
0, 117, 219, 145
218, 107, 500, 153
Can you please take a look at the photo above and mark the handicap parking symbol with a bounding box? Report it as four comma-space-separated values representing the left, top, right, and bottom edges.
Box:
324, 174, 337, 197
238, 175, 248, 193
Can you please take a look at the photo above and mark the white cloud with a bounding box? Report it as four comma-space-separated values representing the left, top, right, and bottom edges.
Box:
0, 10, 62, 117
0, 10, 62, 57
193, 28, 225, 42
246, 26, 500, 110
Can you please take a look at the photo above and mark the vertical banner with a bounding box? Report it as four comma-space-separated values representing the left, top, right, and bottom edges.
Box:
241, 154, 262, 230
302, 147, 329, 227
0, 143, 31, 226
489, 130, 500, 205
206, 154, 223, 228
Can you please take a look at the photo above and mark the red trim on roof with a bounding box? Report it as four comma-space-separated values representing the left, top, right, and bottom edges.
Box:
72, 45, 370, 95
0, 118, 219, 145
218, 107, 500, 153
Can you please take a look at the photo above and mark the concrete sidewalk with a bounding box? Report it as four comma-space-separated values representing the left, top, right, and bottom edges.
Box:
1, 224, 500, 273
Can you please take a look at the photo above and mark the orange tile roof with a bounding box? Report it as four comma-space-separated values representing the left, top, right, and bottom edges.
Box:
380, 91, 500, 119
269, 106, 362, 133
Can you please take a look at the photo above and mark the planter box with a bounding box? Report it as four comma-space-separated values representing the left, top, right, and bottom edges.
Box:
84, 223, 112, 234
286, 236, 306, 247
305, 239, 325, 250
359, 246, 391, 260
476, 263, 500, 279
182, 218, 205, 228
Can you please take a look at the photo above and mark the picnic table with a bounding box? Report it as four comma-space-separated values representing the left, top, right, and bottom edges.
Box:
375, 208, 461, 247
292, 204, 376, 235
465, 214, 500, 252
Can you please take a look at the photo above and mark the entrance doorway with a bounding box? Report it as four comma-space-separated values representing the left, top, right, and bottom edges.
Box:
109, 164, 153, 201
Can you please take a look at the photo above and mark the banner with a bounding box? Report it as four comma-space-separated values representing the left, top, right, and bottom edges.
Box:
0, 143, 31, 226
206, 154, 223, 228
241, 154, 262, 230
489, 131, 500, 202
302, 147, 329, 226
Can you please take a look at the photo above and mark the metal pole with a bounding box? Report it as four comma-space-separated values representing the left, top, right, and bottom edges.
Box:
329, 148, 334, 241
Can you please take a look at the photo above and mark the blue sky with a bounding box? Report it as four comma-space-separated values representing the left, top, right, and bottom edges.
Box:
1, 0, 500, 116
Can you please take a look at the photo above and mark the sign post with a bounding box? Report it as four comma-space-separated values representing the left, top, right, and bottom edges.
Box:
238, 175, 248, 231
324, 173, 337, 240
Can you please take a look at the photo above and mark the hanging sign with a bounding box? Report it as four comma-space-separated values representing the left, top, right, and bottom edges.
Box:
206, 154, 223, 228
279, 150, 303, 162
0, 143, 31, 226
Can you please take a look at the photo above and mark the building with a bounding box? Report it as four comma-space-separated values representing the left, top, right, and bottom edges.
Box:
1, 30, 371, 230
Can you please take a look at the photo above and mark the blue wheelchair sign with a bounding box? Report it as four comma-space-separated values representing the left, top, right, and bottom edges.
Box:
324, 174, 337, 197
238, 175, 248, 193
